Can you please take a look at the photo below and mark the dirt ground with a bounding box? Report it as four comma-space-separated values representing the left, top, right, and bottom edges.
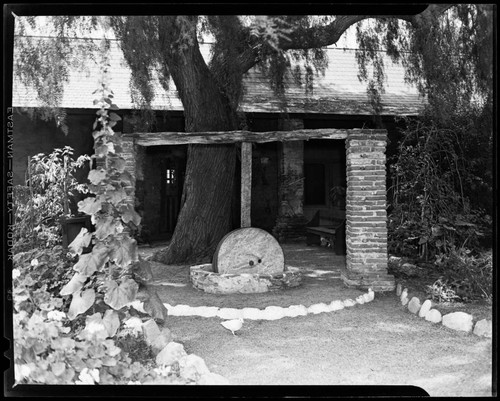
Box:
139, 241, 494, 396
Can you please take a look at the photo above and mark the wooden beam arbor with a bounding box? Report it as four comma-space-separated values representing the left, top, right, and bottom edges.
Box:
134, 128, 359, 146
130, 128, 395, 291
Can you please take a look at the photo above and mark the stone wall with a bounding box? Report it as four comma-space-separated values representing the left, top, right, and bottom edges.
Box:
341, 131, 395, 291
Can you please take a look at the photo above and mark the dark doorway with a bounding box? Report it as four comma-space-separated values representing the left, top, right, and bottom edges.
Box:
141, 145, 187, 240
303, 139, 346, 224
304, 163, 326, 205
160, 156, 185, 234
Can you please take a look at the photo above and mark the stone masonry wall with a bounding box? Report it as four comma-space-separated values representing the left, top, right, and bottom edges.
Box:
342, 131, 395, 291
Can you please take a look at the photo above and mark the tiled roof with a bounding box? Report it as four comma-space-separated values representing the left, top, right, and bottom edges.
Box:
12, 38, 425, 115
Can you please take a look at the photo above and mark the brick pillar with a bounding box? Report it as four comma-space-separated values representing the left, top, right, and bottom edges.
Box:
273, 119, 308, 242
341, 130, 395, 291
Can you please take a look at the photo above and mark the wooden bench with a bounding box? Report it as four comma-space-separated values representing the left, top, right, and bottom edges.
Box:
305, 211, 346, 255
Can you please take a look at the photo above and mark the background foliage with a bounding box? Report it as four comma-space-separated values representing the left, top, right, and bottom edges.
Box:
12, 147, 90, 253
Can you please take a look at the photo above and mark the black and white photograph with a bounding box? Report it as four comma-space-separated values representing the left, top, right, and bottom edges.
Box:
4, 3, 495, 397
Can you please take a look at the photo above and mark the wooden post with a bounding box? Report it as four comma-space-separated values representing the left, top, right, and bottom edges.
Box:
241, 142, 252, 228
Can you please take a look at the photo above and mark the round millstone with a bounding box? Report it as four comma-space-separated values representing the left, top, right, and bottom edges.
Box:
213, 227, 284, 275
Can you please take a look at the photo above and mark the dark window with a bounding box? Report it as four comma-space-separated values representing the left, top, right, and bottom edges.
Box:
304, 163, 326, 205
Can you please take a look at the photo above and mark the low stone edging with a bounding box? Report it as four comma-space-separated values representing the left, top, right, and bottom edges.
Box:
396, 283, 492, 338
126, 288, 375, 385
129, 288, 374, 321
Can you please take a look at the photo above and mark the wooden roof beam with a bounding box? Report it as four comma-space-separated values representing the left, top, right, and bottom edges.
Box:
133, 128, 387, 146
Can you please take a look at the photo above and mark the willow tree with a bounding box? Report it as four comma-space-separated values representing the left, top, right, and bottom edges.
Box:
352, 5, 494, 258
14, 5, 491, 265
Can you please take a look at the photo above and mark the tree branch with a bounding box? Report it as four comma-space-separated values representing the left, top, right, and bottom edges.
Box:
406, 4, 454, 29
280, 5, 454, 50
234, 5, 454, 74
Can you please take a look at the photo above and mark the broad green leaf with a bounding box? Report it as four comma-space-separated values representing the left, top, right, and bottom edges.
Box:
132, 257, 154, 284
103, 340, 122, 357
102, 309, 120, 337
78, 196, 102, 215
68, 228, 92, 255
95, 216, 117, 240
142, 288, 169, 323
52, 362, 66, 377
77, 314, 107, 341
93, 129, 106, 140
88, 169, 107, 185
95, 144, 110, 158
101, 356, 118, 367
106, 187, 127, 205
119, 203, 141, 226
60, 273, 88, 296
109, 236, 138, 267
110, 157, 126, 173
109, 112, 121, 121
73, 244, 109, 276
51, 337, 76, 350
118, 171, 133, 185
103, 278, 139, 310
67, 289, 95, 320
106, 141, 115, 154
87, 342, 108, 359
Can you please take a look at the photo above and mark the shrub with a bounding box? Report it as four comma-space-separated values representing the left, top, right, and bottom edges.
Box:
427, 248, 492, 303
14, 246, 75, 290
388, 116, 492, 261
12, 74, 171, 386
12, 252, 183, 385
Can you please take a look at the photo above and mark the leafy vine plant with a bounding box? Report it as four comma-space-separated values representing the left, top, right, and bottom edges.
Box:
59, 77, 144, 322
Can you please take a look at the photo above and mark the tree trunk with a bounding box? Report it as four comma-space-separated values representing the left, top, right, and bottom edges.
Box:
152, 16, 240, 264
152, 144, 236, 264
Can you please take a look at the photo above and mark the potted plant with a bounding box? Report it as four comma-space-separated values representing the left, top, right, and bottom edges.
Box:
25, 146, 92, 251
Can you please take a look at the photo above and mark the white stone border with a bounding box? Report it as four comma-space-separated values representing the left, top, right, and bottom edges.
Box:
129, 289, 375, 321
396, 283, 492, 338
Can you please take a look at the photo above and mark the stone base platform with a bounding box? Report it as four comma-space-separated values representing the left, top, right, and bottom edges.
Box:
190, 264, 303, 294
